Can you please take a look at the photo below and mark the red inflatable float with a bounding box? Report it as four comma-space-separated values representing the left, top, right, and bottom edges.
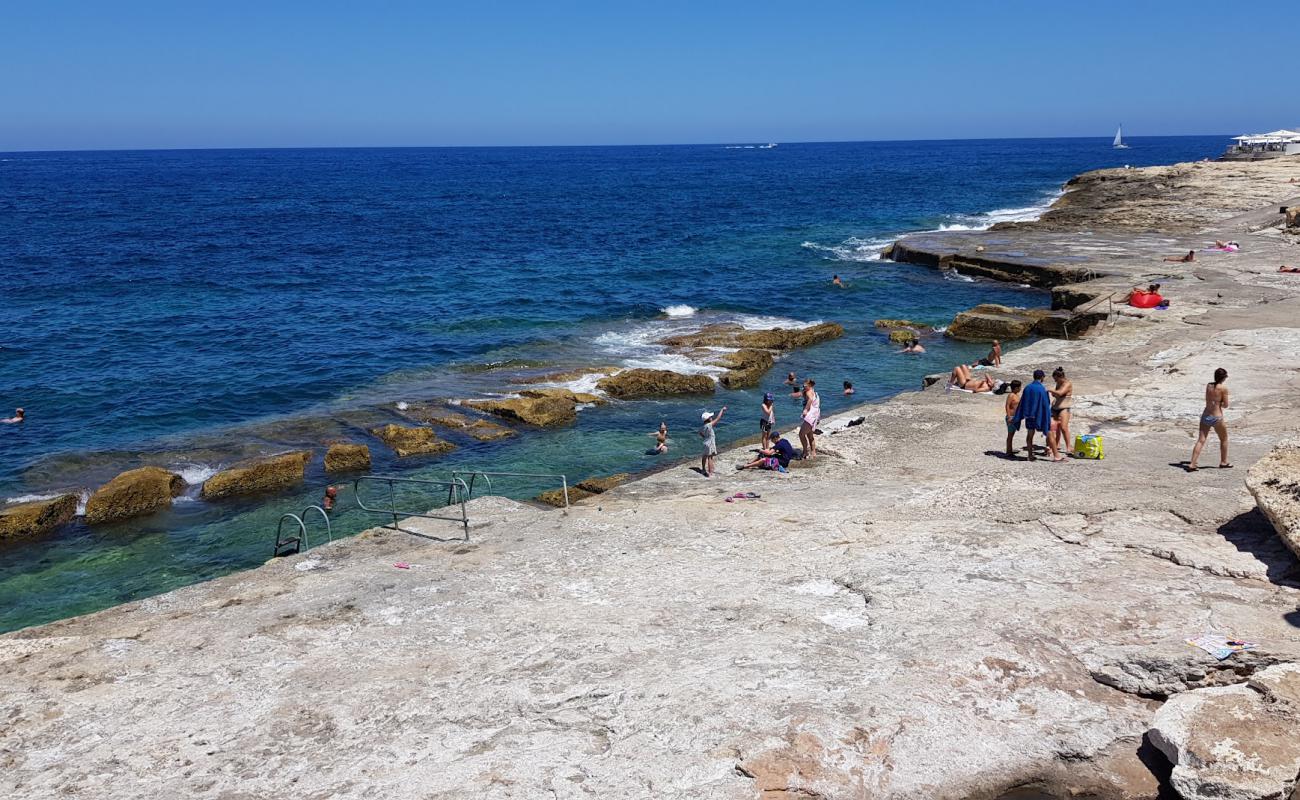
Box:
1129, 291, 1164, 308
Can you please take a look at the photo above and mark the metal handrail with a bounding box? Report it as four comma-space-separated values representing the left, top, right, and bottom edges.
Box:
301, 504, 332, 544
354, 475, 470, 536
275, 513, 307, 557
451, 470, 571, 510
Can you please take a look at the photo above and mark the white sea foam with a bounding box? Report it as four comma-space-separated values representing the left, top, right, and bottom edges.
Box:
661, 304, 698, 318
942, 271, 976, 283
176, 464, 218, 485
76, 490, 90, 516
5, 492, 63, 505
801, 236, 894, 263
395, 401, 410, 411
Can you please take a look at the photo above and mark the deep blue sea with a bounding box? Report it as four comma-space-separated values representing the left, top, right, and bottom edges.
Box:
0, 136, 1226, 631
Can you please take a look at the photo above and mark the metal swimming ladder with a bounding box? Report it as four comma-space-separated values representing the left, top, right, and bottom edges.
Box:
354, 475, 470, 537
272, 504, 332, 557
450, 470, 571, 510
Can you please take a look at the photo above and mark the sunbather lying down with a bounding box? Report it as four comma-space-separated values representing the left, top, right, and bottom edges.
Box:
1280, 265, 1300, 274
949, 364, 996, 392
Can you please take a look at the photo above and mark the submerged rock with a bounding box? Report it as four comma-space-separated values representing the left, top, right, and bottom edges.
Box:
464, 396, 577, 427
201, 452, 312, 499
712, 349, 775, 389
464, 420, 517, 441
945, 304, 1048, 342
84, 467, 184, 525
369, 425, 456, 458
0, 493, 79, 541
1148, 663, 1300, 800
596, 369, 715, 399
323, 443, 371, 473
1247, 434, 1300, 560
518, 366, 619, 384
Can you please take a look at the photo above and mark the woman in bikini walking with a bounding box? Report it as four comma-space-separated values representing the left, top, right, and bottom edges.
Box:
1188, 367, 1231, 471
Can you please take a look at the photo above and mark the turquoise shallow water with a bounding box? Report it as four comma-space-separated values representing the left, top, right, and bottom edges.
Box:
0, 137, 1226, 631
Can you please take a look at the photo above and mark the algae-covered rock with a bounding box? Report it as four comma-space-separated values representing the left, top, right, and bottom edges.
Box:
874, 318, 935, 332
575, 474, 630, 494
518, 366, 619, 385
1247, 434, 1300, 560
465, 419, 516, 441
596, 369, 715, 399
0, 493, 79, 541
536, 486, 592, 507
945, 304, 1047, 342
201, 452, 312, 499
713, 349, 775, 389
324, 443, 371, 473
464, 396, 577, 427
657, 322, 844, 351
518, 388, 607, 406
370, 425, 456, 458
84, 467, 184, 525
887, 328, 921, 344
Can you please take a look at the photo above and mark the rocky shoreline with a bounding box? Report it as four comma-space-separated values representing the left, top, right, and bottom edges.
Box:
4, 157, 1300, 800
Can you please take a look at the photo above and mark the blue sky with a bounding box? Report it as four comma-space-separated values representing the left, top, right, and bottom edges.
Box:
1, 0, 1293, 151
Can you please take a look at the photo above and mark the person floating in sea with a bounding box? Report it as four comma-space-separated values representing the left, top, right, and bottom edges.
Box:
784, 371, 798, 387
832, 275, 845, 288
737, 429, 796, 472
900, 339, 925, 354
1163, 250, 1195, 263
1014, 369, 1062, 462
1, 408, 23, 424
972, 339, 1001, 367
1003, 380, 1023, 458
653, 421, 669, 454
948, 364, 995, 392
1187, 368, 1230, 472
1048, 367, 1073, 456
699, 406, 727, 478
759, 393, 775, 450
322, 485, 338, 512
843, 381, 854, 396
799, 379, 820, 459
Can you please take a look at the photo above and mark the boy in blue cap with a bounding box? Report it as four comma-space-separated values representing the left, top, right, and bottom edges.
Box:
1013, 370, 1061, 462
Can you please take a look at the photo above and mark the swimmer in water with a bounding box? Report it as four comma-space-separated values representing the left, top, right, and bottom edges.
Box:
832, 275, 844, 288
1, 408, 23, 424
654, 421, 669, 454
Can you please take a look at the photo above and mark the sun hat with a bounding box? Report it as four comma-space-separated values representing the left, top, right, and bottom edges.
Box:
701, 411, 714, 421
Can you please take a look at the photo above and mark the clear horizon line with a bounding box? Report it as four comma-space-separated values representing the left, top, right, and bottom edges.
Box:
0, 132, 1234, 156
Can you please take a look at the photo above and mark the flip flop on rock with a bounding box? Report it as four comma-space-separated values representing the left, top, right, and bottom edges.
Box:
1219, 463, 1234, 469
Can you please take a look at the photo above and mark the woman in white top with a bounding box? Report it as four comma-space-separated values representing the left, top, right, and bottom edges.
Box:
799, 379, 820, 459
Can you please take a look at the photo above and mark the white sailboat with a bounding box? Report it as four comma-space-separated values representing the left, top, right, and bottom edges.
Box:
1113, 125, 1129, 149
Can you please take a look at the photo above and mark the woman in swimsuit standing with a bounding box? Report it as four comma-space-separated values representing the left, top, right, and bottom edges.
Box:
799, 378, 820, 460
1188, 368, 1231, 471
1049, 367, 1073, 456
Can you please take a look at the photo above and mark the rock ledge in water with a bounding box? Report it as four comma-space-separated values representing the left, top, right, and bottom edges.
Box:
84, 467, 184, 525
323, 443, 371, 473
464, 397, 577, 427
596, 369, 715, 399
0, 494, 79, 541
369, 425, 456, 458
202, 452, 312, 499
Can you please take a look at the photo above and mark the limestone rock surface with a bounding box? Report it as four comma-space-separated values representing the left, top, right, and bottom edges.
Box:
369, 425, 455, 458
201, 452, 312, 499
84, 467, 184, 524
464, 396, 577, 427
323, 443, 371, 473
596, 369, 715, 399
1148, 663, 1300, 800
518, 388, 606, 406
1247, 435, 1300, 559
535, 473, 629, 507
657, 322, 844, 350
0, 493, 78, 541
874, 318, 935, 332
946, 304, 1046, 342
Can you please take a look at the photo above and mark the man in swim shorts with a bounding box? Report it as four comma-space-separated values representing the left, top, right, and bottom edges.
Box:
1003, 380, 1022, 457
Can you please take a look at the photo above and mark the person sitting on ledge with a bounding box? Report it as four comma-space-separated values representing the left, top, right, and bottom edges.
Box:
948, 364, 996, 392
1163, 250, 1195, 263
972, 339, 1001, 367
737, 430, 796, 471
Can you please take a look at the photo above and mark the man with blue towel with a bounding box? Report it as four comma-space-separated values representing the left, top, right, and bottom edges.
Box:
1013, 369, 1062, 462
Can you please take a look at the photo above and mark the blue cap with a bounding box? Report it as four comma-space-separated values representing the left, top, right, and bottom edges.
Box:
763, 392, 773, 402
1033, 369, 1046, 380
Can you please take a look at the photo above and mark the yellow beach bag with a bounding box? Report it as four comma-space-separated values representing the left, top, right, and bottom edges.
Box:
1074, 434, 1104, 460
